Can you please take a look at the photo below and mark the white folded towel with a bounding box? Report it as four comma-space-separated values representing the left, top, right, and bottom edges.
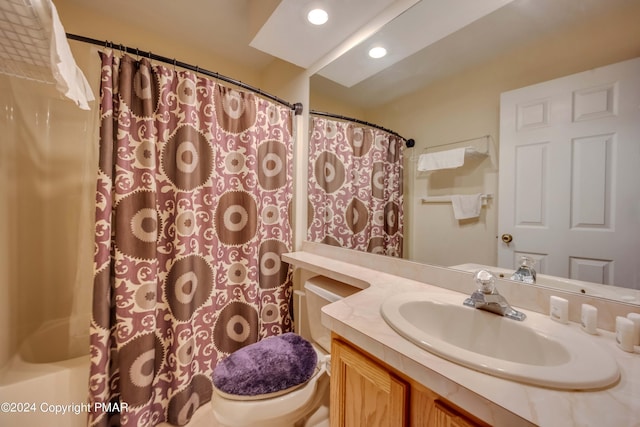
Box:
417, 147, 467, 172
451, 194, 482, 220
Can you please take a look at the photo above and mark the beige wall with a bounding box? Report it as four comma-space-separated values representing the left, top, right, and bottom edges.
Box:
56, 2, 261, 86
365, 2, 640, 267
261, 59, 310, 249
310, 83, 366, 119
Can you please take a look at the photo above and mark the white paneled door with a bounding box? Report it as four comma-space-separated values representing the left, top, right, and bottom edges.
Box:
498, 57, 640, 289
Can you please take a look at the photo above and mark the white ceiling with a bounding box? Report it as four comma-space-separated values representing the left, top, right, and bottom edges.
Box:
249, 0, 405, 70
316, 0, 513, 87
60, 0, 513, 80
58, 0, 638, 108
311, 0, 639, 107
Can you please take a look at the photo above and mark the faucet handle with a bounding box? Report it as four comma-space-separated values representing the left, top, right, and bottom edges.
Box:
466, 269, 527, 321
473, 269, 496, 294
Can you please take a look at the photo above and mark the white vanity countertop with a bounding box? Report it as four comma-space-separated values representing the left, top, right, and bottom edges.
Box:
283, 249, 640, 427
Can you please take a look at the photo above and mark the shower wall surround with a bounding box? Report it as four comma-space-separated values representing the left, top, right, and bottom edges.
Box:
0, 70, 99, 369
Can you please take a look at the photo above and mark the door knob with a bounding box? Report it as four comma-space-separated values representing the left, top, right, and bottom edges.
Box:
501, 233, 513, 244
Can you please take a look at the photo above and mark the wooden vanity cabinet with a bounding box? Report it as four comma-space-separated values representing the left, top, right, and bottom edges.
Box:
331, 337, 490, 427
330, 335, 408, 426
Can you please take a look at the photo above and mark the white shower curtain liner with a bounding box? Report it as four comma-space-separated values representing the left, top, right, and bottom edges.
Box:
0, 0, 94, 110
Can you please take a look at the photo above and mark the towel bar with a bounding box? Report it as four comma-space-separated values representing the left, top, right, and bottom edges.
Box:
421, 194, 493, 205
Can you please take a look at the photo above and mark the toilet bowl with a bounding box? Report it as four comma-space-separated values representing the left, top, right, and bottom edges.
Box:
211, 276, 358, 427
212, 346, 330, 427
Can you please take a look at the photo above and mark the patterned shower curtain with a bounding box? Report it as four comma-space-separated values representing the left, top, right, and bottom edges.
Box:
89, 52, 294, 427
308, 116, 404, 257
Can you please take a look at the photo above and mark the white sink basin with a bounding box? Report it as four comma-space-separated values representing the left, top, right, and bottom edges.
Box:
380, 292, 620, 390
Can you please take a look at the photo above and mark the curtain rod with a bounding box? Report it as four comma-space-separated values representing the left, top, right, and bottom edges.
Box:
66, 33, 303, 115
310, 109, 415, 148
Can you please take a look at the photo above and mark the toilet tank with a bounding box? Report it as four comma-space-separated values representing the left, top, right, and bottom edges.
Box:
304, 276, 359, 353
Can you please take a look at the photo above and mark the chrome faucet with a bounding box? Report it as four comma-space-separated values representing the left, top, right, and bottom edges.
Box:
463, 270, 526, 321
510, 256, 537, 284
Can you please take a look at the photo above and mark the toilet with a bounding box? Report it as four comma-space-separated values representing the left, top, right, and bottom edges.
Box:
211, 275, 359, 427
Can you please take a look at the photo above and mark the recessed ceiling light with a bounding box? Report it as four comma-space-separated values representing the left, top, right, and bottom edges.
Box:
307, 8, 329, 26
368, 46, 387, 59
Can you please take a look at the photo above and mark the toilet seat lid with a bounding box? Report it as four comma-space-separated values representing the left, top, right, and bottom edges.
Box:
213, 364, 320, 401
212, 333, 318, 400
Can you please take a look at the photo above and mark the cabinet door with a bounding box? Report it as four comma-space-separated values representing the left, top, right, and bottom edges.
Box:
411, 381, 489, 427
331, 339, 408, 427
432, 401, 481, 427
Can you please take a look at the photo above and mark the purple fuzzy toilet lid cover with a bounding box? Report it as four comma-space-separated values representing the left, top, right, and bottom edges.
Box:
212, 332, 318, 399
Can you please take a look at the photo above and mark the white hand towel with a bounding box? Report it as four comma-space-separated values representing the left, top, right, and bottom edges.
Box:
417, 147, 467, 172
451, 194, 482, 220
48, 1, 95, 110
